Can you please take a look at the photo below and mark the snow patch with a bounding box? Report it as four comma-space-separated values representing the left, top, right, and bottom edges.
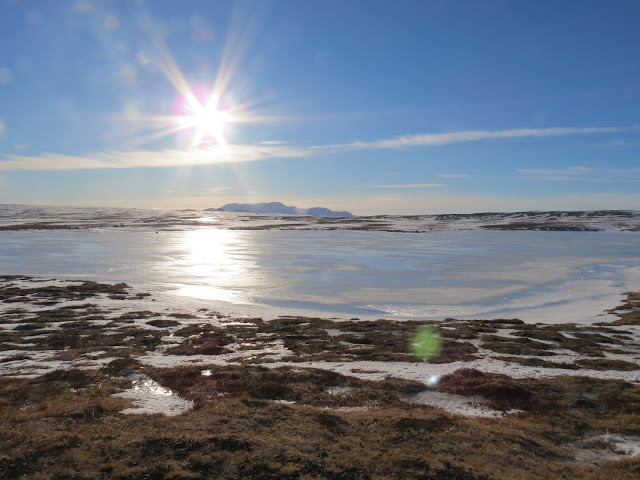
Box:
113, 374, 193, 416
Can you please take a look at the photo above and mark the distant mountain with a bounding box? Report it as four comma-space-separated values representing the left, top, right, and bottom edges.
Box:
209, 202, 353, 217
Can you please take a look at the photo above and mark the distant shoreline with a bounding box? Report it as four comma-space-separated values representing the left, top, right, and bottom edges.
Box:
1, 204, 639, 232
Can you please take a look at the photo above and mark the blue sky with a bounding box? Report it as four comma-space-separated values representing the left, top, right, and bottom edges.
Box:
0, 0, 639, 214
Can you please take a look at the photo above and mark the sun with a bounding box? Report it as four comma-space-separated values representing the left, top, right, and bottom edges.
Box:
177, 92, 235, 148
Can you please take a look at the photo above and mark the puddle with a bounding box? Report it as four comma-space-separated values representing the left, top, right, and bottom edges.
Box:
573, 434, 640, 464
599, 434, 640, 457
113, 374, 193, 416
324, 406, 369, 412
402, 390, 523, 418
326, 386, 360, 396
614, 307, 640, 314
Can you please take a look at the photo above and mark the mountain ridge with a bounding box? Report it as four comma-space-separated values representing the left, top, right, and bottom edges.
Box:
208, 202, 353, 217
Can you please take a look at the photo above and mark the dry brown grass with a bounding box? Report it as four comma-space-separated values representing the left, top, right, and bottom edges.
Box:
2, 278, 640, 479
1, 364, 639, 479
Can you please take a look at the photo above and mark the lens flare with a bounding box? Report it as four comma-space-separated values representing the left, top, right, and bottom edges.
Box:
410, 326, 442, 361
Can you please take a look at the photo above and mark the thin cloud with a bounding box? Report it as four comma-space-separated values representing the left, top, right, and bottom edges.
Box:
311, 126, 640, 151
1, 125, 639, 171
369, 183, 448, 189
0, 144, 309, 172
438, 173, 471, 179
0, 67, 13, 85
197, 187, 237, 196
594, 139, 640, 147
516, 166, 601, 182
164, 186, 236, 198
516, 166, 640, 183
613, 168, 640, 175
518, 166, 594, 175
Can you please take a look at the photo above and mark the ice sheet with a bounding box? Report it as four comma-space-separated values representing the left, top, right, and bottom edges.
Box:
2, 227, 640, 323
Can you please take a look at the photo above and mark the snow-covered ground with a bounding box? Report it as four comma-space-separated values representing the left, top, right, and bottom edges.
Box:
2, 275, 639, 419
1, 204, 640, 232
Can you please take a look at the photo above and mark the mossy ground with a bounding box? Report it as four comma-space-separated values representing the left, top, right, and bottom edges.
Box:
1, 276, 639, 479
1, 364, 639, 479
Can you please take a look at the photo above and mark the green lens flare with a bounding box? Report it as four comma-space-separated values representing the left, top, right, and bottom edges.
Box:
410, 326, 442, 361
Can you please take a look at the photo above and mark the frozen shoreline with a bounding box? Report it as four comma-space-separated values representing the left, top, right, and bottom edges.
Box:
2, 276, 639, 412
3, 205, 640, 324
2, 227, 640, 324
2, 204, 640, 232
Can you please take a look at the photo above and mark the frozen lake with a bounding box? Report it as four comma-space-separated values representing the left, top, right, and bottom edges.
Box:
2, 226, 639, 323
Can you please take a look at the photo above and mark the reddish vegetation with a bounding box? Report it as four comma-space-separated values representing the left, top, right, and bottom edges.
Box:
1, 277, 639, 479
1, 364, 639, 479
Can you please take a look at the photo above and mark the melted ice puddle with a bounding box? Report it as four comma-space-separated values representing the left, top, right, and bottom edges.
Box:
573, 434, 640, 464
595, 434, 640, 457
113, 374, 193, 416
402, 390, 523, 418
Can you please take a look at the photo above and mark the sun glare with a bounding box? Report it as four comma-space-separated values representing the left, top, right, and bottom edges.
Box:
177, 93, 235, 147
116, 14, 264, 151
171, 228, 248, 302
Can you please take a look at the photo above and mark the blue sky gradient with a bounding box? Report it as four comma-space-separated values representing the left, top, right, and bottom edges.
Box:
0, 0, 639, 214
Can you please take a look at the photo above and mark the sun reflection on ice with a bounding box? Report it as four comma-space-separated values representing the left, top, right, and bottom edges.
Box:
172, 228, 249, 303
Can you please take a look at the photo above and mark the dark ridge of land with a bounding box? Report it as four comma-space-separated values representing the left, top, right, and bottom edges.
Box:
480, 222, 599, 231
1, 207, 640, 232
0, 276, 639, 479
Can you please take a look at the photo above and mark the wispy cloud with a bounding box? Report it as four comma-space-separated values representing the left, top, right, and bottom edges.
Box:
0, 67, 12, 85
516, 166, 640, 183
1, 125, 638, 172
368, 183, 448, 189
613, 168, 640, 175
0, 143, 309, 171
516, 166, 597, 181
438, 173, 471, 179
593, 139, 640, 147
166, 186, 237, 196
311, 126, 640, 151
200, 186, 237, 194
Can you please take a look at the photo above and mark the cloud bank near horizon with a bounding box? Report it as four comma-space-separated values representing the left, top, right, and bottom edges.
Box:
1, 125, 638, 172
